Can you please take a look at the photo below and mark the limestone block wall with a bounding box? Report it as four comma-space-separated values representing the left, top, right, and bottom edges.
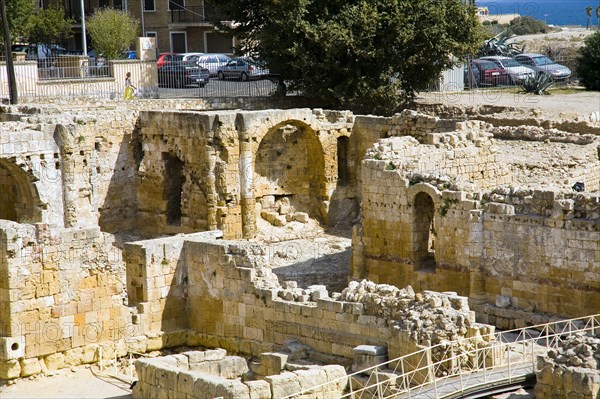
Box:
0, 105, 139, 233
0, 220, 134, 378
136, 109, 355, 239
535, 336, 600, 399
124, 231, 223, 336
354, 152, 600, 319
0, 122, 64, 226
132, 349, 348, 399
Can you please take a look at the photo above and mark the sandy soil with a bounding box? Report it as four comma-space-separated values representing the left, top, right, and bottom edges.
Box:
0, 365, 131, 399
418, 90, 600, 119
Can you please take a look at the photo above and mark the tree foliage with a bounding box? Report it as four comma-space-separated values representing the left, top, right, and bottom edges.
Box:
26, 6, 74, 55
208, 0, 482, 115
506, 16, 547, 36
0, 0, 35, 45
86, 8, 139, 60
577, 31, 600, 91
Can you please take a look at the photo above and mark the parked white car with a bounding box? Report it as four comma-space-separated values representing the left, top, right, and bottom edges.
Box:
479, 56, 535, 84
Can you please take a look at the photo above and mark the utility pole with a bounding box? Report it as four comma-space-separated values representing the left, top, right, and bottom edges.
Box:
0, 0, 18, 104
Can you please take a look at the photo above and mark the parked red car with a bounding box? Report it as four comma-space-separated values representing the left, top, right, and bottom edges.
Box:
470, 59, 508, 86
157, 52, 176, 69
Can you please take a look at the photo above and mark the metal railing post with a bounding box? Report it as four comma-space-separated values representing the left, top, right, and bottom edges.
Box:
99, 346, 103, 371
507, 342, 511, 383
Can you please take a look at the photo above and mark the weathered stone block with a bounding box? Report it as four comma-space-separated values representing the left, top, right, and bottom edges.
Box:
0, 359, 21, 379
44, 353, 65, 370
264, 372, 302, 398
246, 379, 272, 399
19, 357, 42, 377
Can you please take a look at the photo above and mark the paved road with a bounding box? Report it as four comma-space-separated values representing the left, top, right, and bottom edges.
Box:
159, 77, 278, 98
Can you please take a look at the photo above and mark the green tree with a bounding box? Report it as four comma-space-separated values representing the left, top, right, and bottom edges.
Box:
86, 8, 139, 60
0, 0, 35, 45
26, 6, 74, 56
208, 0, 482, 115
506, 16, 547, 36
577, 31, 600, 90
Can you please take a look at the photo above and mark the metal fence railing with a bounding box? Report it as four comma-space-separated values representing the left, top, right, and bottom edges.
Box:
283, 313, 600, 399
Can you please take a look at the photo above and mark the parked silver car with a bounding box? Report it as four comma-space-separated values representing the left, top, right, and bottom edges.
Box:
479, 56, 535, 84
196, 53, 231, 77
217, 57, 270, 81
513, 53, 571, 81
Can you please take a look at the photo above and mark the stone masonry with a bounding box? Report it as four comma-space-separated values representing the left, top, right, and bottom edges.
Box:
0, 100, 598, 397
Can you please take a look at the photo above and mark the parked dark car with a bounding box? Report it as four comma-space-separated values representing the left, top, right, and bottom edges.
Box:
469, 59, 508, 86
158, 56, 209, 88
217, 57, 270, 81
464, 62, 480, 87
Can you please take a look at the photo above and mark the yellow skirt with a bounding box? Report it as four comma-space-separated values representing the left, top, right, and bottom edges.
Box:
124, 86, 135, 100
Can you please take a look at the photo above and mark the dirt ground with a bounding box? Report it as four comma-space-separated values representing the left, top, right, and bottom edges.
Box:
418, 90, 600, 119
0, 364, 131, 399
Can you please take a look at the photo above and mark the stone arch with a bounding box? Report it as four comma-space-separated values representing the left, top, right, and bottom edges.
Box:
254, 120, 327, 222
409, 183, 441, 270
0, 160, 42, 223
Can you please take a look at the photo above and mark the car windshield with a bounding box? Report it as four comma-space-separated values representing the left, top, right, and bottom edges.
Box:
501, 59, 522, 67
532, 56, 555, 66
477, 61, 498, 70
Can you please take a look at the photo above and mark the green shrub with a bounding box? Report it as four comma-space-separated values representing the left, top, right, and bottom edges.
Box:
520, 72, 554, 95
506, 16, 547, 36
577, 31, 600, 91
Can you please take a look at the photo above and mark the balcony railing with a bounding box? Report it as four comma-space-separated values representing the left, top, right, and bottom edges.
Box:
170, 5, 221, 24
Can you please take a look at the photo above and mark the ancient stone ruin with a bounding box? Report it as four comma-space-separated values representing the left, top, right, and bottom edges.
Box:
0, 100, 598, 397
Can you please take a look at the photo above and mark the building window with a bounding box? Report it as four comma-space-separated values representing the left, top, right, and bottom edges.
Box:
168, 0, 184, 11
144, 0, 155, 11
204, 31, 234, 54
170, 32, 187, 53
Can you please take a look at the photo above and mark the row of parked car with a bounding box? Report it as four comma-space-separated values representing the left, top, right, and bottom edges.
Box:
465, 53, 571, 86
156, 52, 273, 88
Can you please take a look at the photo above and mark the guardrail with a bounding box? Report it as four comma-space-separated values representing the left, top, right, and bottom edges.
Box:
284, 314, 600, 399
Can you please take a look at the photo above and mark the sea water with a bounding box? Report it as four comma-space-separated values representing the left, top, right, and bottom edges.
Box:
476, 0, 600, 26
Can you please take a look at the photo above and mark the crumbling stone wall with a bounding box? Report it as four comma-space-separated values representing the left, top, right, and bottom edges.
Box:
132, 348, 348, 399
535, 335, 600, 399
135, 109, 355, 239
353, 119, 600, 321
0, 105, 139, 233
124, 234, 494, 370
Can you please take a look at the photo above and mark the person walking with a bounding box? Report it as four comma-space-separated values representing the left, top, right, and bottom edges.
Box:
124, 72, 136, 100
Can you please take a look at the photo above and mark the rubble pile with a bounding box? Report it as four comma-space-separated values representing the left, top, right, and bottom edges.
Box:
546, 335, 600, 370
536, 334, 600, 398
338, 280, 484, 346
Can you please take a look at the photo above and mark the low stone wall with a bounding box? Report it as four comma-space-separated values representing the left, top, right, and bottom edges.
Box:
132, 348, 348, 399
535, 335, 600, 399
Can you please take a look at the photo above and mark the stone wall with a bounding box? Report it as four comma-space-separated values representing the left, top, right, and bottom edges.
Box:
135, 109, 355, 239
132, 349, 348, 399
353, 136, 600, 320
0, 104, 139, 233
0, 221, 134, 378
535, 335, 600, 399
124, 234, 495, 371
